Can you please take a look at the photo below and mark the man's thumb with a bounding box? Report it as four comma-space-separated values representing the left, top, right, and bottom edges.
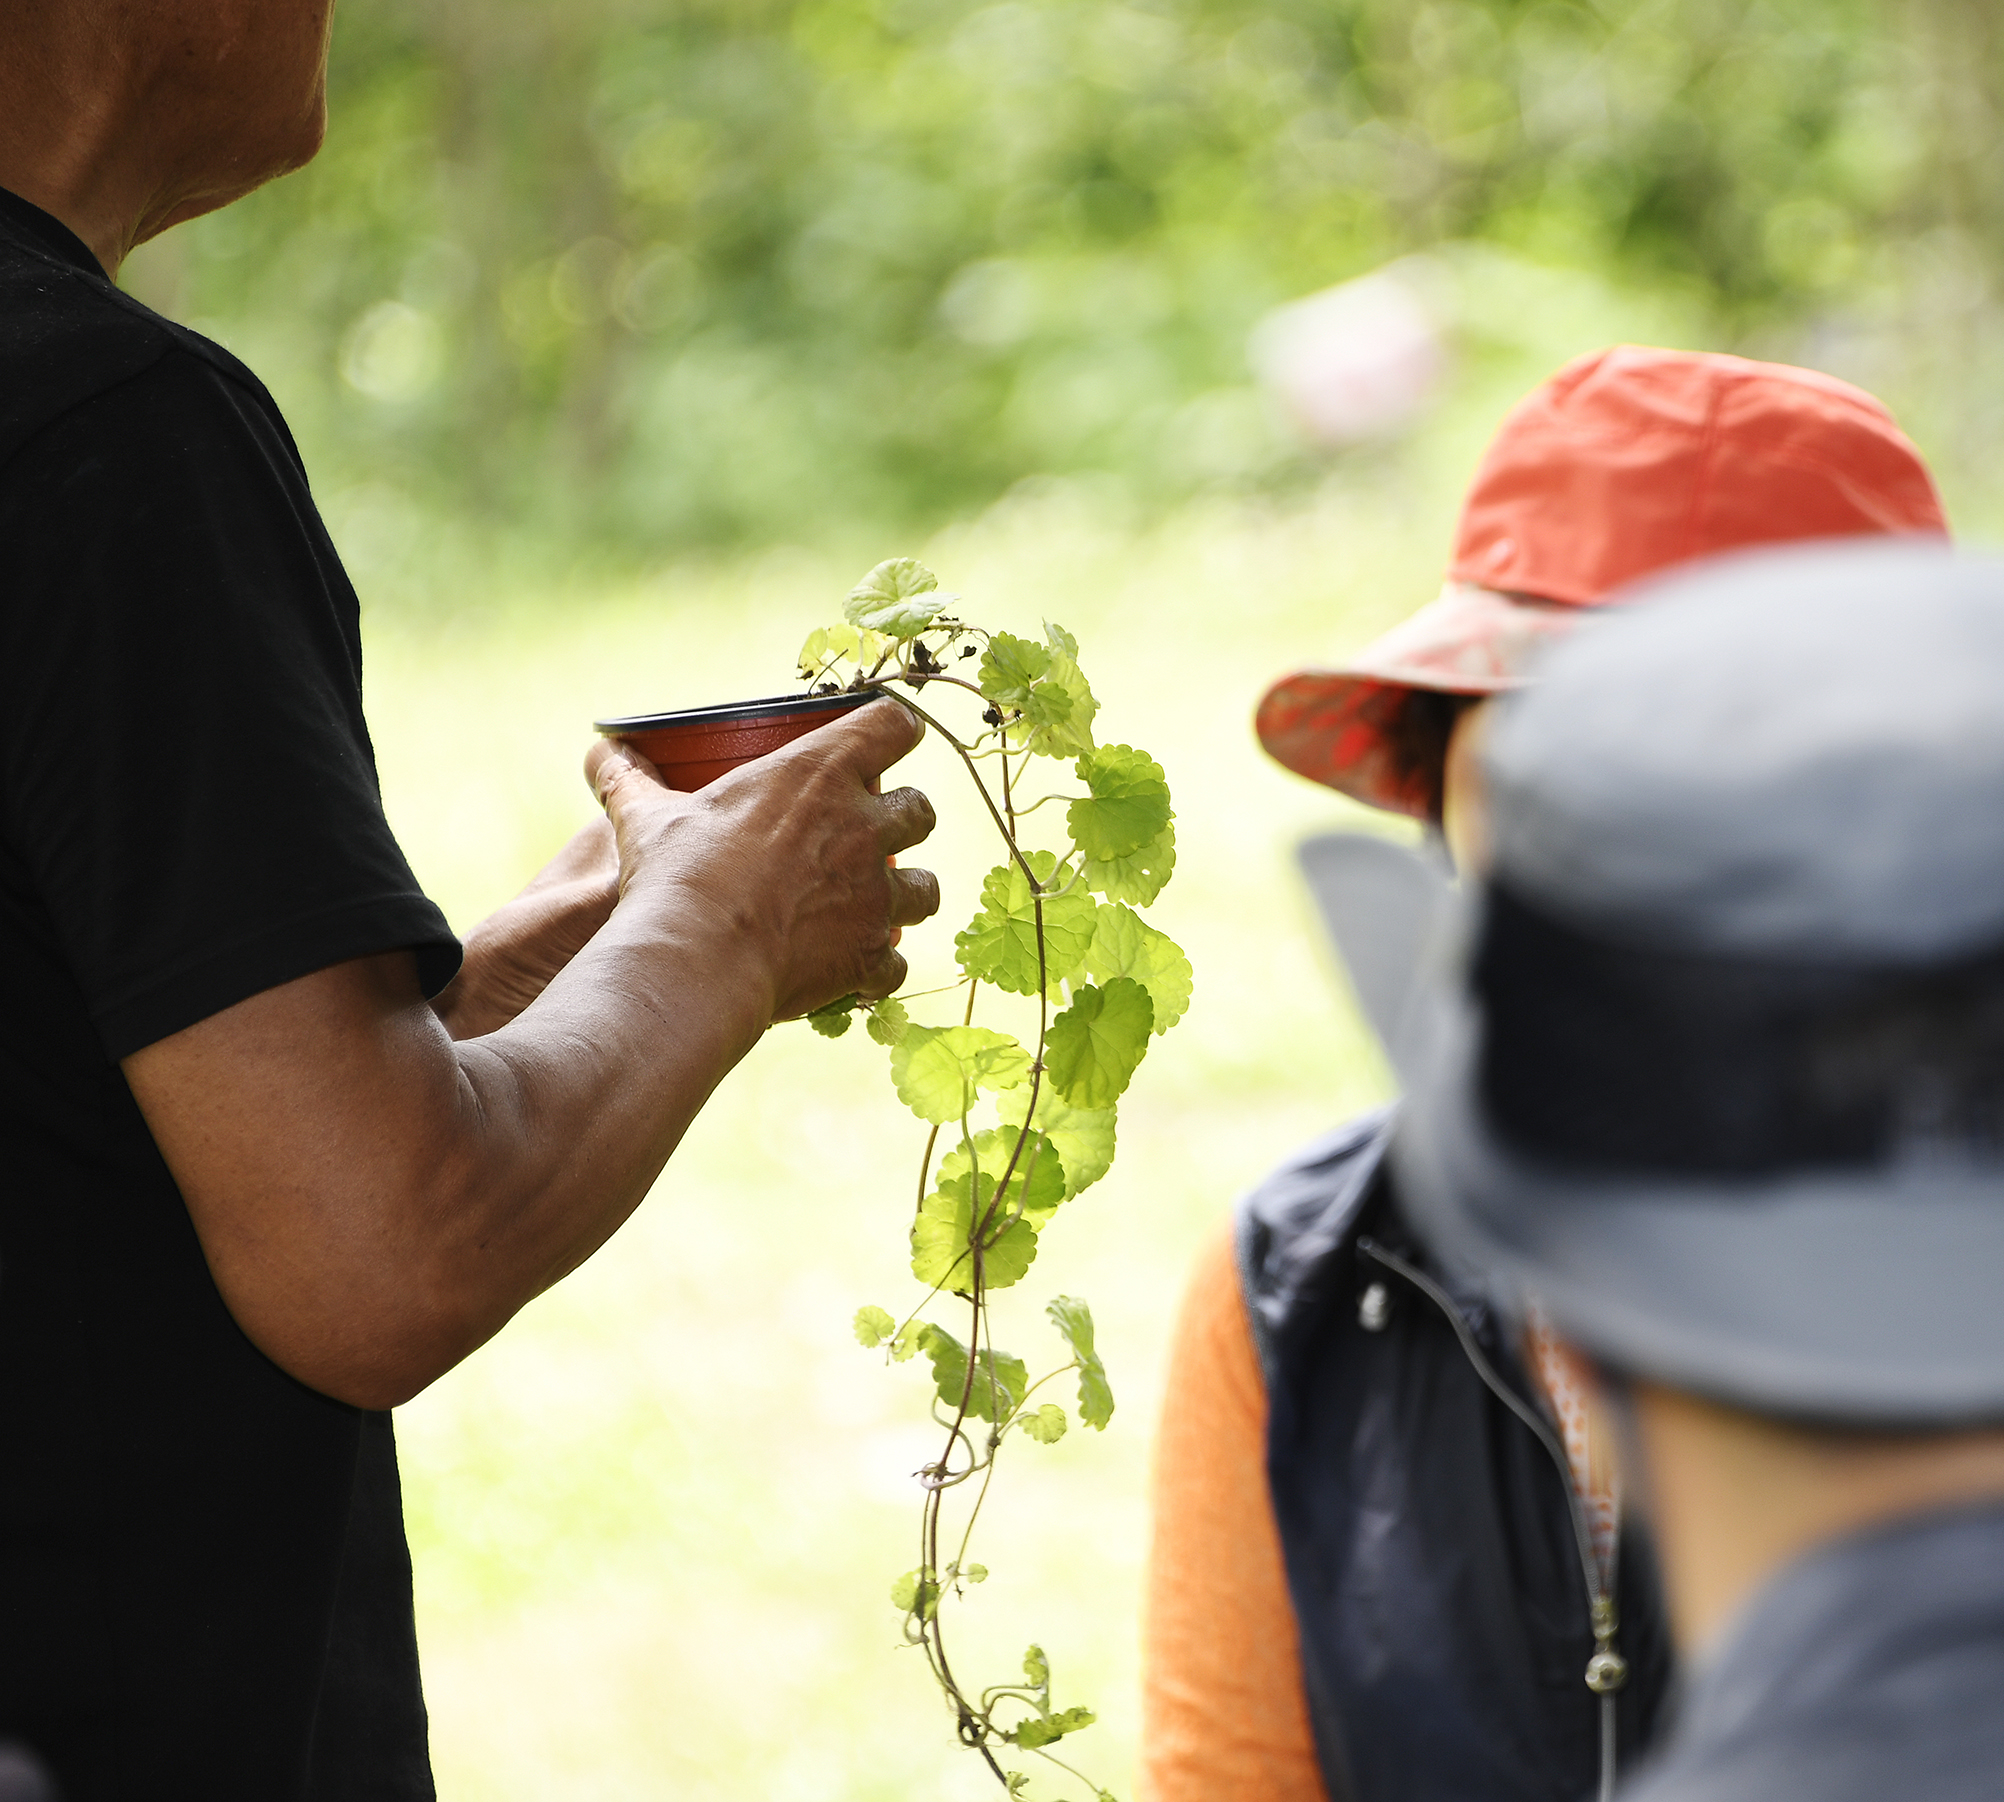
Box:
584, 737, 670, 815
822, 694, 925, 781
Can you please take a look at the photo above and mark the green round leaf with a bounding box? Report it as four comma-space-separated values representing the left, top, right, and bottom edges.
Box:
911, 1172, 1041, 1295
1021, 1403, 1069, 1444
853, 1304, 896, 1347
1045, 979, 1153, 1109
891, 1567, 941, 1619
1015, 1704, 1097, 1748
1047, 1294, 1115, 1429
913, 1323, 1029, 1422
1085, 903, 1192, 1034
866, 996, 910, 1046
954, 851, 1099, 994
936, 1127, 1068, 1229
976, 632, 1052, 709
797, 622, 861, 678
1067, 744, 1172, 861
1081, 817, 1176, 905
994, 1086, 1116, 1198
846, 557, 953, 637
890, 1024, 1033, 1123
1024, 641, 1097, 757
980, 625, 1097, 757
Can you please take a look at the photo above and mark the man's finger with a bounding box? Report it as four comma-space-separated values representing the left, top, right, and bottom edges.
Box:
887, 865, 941, 929
521, 815, 618, 896
813, 695, 925, 782
873, 785, 938, 857
583, 737, 669, 813
851, 945, 909, 1003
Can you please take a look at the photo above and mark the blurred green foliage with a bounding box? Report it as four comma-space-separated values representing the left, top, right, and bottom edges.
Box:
125, 0, 2003, 556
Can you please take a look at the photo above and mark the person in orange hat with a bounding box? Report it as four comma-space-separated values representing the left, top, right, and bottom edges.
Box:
1138, 346, 1948, 1802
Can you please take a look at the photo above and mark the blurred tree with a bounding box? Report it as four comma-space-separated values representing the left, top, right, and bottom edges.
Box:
120, 0, 1997, 558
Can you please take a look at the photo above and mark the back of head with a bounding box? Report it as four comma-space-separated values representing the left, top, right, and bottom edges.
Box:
1399, 540, 2004, 1426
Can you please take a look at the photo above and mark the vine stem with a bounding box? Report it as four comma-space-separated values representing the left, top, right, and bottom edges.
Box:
874, 650, 1100, 1800
916, 1123, 942, 1217
869, 686, 1041, 890
900, 669, 992, 703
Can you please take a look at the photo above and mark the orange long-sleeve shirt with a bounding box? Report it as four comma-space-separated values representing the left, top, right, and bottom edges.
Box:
1139, 1225, 1327, 1802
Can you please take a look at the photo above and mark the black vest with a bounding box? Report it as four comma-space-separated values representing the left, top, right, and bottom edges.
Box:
1237, 1108, 1677, 1802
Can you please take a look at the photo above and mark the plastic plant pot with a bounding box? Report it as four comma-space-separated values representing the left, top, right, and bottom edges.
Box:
594, 690, 880, 792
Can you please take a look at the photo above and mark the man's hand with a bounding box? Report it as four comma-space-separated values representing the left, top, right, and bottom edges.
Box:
431, 817, 620, 1040
124, 695, 939, 1410
585, 697, 940, 1018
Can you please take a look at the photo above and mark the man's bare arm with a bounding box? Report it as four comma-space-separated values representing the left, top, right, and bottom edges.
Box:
123, 702, 939, 1409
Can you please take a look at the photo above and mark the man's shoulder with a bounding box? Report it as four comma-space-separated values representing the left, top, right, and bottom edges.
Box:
1626, 1506, 2004, 1802
0, 233, 278, 474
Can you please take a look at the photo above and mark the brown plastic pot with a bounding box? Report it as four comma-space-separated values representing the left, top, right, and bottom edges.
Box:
594, 690, 878, 792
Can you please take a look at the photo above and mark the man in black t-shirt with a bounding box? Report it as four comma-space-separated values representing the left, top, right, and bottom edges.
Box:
0, 8, 940, 1799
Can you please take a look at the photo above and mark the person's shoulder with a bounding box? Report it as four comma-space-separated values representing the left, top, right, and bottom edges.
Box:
1232, 1104, 1399, 1375
1619, 1723, 2004, 1802
1238, 1105, 1398, 1245
0, 227, 282, 474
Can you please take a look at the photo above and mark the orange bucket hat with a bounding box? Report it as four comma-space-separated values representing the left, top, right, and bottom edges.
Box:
1256, 345, 1949, 818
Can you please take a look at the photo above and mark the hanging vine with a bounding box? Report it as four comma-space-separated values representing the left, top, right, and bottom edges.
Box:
796, 558, 1189, 1800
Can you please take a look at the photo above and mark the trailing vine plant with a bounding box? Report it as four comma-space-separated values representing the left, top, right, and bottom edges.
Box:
795, 559, 1189, 1800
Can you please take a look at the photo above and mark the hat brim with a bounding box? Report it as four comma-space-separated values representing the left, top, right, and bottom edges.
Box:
1396, 993, 2004, 1425
1257, 585, 1581, 814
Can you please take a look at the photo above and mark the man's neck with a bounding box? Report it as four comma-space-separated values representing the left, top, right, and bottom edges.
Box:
1627, 1379, 2004, 1651
0, 56, 149, 278
0, 0, 332, 283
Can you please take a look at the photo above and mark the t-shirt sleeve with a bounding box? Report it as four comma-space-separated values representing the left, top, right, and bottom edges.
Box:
0, 344, 460, 1060
1139, 1223, 1330, 1802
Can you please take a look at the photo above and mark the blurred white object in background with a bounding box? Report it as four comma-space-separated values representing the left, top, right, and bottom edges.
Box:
1250, 262, 1447, 445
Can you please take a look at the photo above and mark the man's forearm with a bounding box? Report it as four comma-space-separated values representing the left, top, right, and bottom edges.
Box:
442, 883, 776, 1310
133, 896, 772, 1409
127, 701, 937, 1409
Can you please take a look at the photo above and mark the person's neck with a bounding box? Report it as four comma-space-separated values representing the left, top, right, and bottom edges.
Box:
1627, 1379, 2004, 1651
0, 168, 126, 278
0, 74, 151, 278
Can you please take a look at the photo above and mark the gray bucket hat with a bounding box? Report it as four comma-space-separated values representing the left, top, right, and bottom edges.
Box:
1395, 539, 2004, 1426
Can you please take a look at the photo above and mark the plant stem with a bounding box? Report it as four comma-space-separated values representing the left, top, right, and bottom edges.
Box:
1029, 1743, 1110, 1792
900, 670, 993, 704
1006, 791, 1082, 817
869, 647, 1108, 1802
869, 687, 1040, 888
916, 1122, 942, 1218
951, 1438, 1002, 1575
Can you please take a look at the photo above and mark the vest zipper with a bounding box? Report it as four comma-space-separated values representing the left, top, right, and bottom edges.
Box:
1357, 1236, 1627, 1802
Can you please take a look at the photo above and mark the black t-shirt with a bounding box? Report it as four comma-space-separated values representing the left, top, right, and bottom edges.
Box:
0, 188, 460, 1799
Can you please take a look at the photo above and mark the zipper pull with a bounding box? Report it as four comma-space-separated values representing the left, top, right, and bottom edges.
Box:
1584, 1592, 1628, 1694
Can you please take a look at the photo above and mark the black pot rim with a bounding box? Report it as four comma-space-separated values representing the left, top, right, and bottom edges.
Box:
594, 689, 880, 734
